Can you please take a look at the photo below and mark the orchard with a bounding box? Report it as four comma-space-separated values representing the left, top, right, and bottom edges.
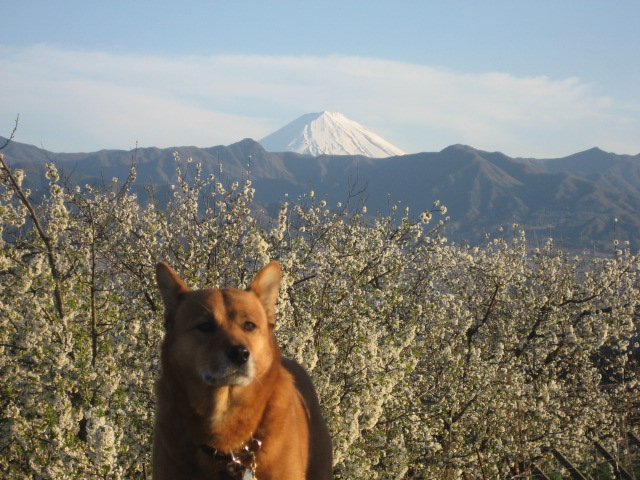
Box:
1, 153, 638, 479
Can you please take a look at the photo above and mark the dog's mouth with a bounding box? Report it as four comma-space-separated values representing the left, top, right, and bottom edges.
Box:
201, 362, 255, 387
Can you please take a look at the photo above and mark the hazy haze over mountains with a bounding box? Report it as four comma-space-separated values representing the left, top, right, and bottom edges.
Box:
259, 111, 406, 157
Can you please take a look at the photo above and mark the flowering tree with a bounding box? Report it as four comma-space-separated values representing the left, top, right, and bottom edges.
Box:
0, 150, 638, 479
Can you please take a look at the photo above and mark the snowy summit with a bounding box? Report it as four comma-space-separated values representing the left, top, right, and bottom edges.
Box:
259, 111, 406, 158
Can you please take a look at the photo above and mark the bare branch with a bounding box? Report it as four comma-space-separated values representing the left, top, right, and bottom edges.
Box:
0, 114, 19, 151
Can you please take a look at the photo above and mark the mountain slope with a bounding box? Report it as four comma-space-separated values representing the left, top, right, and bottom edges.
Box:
1, 137, 638, 252
259, 111, 406, 157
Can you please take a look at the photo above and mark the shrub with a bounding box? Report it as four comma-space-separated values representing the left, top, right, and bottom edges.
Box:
1, 153, 638, 479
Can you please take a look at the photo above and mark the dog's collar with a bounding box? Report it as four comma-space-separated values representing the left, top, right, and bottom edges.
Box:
199, 444, 232, 460
200, 437, 262, 478
199, 436, 262, 459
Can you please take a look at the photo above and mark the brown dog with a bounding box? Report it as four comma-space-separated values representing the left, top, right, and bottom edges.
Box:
153, 261, 332, 480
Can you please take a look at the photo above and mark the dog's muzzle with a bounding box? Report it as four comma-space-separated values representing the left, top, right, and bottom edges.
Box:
226, 345, 250, 365
202, 346, 254, 387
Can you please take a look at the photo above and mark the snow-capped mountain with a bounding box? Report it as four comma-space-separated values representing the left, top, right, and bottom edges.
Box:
259, 111, 406, 158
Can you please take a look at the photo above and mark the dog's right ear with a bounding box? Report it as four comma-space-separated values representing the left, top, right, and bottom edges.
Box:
156, 262, 191, 329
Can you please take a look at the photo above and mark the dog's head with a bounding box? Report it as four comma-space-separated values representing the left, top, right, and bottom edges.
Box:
155, 261, 281, 389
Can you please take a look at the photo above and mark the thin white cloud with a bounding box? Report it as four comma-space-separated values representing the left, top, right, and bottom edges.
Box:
1, 44, 638, 156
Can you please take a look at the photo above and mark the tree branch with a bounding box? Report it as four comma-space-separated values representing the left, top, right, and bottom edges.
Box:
0, 121, 65, 318
0, 114, 19, 151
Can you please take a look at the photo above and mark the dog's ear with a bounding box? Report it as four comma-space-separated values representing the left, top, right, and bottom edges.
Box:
156, 262, 191, 329
248, 261, 281, 325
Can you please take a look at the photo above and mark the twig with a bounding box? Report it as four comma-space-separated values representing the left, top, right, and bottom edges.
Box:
476, 446, 488, 480
0, 114, 19, 151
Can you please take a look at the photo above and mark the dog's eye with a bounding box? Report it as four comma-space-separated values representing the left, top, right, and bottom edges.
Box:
196, 322, 216, 333
242, 321, 257, 332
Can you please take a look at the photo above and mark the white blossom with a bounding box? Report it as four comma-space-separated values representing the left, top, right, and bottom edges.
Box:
420, 211, 432, 223
0, 155, 637, 479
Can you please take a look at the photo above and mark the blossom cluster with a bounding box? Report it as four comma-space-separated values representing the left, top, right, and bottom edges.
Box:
0, 153, 638, 479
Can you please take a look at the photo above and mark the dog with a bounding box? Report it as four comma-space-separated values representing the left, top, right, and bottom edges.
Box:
153, 261, 332, 480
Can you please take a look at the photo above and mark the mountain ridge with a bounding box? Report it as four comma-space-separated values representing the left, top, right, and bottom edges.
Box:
1, 136, 639, 252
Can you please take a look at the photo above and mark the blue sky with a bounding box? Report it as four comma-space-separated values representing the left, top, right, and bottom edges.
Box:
1, 0, 639, 157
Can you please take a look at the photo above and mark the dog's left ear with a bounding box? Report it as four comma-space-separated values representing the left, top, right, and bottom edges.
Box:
248, 261, 281, 324
156, 262, 191, 329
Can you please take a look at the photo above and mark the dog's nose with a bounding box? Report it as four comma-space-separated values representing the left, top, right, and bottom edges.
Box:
226, 345, 250, 365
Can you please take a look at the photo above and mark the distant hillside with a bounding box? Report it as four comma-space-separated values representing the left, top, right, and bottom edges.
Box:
1, 137, 639, 252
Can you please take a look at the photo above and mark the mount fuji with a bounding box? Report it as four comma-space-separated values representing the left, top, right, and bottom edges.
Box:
259, 111, 406, 158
